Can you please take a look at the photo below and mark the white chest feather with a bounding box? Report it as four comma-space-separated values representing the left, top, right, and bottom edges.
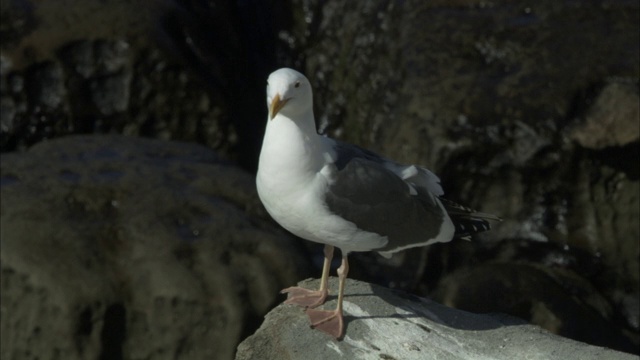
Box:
256, 115, 387, 252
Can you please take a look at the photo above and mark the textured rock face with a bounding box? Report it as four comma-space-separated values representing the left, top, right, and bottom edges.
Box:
0, 0, 257, 166
1, 0, 639, 356
282, 1, 639, 352
432, 262, 638, 352
0, 135, 309, 360
567, 82, 640, 149
235, 278, 636, 360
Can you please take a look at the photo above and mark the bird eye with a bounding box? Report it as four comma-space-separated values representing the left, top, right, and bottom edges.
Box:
294, 81, 300, 88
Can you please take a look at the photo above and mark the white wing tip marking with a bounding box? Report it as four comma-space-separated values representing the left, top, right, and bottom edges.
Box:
401, 165, 418, 180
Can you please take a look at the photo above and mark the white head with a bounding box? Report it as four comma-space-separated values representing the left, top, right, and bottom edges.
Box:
266, 68, 313, 121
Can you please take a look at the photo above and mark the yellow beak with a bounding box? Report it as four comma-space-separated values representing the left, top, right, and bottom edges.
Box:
269, 93, 289, 120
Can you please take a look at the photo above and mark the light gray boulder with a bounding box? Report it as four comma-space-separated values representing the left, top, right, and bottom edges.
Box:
236, 278, 636, 360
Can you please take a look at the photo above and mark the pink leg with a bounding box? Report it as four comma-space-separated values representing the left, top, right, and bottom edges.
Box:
281, 245, 333, 308
305, 254, 349, 339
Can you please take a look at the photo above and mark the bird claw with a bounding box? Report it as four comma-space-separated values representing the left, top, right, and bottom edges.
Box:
306, 308, 344, 339
281, 286, 328, 308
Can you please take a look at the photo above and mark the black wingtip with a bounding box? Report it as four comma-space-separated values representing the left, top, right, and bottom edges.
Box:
440, 198, 501, 239
452, 217, 492, 239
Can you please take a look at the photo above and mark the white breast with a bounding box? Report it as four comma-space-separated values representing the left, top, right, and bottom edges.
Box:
256, 116, 388, 253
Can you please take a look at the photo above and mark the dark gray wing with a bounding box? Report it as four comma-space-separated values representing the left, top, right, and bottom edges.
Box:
332, 140, 386, 170
332, 139, 444, 196
324, 157, 451, 253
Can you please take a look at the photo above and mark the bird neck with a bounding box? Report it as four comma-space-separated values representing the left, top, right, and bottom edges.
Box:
260, 111, 326, 176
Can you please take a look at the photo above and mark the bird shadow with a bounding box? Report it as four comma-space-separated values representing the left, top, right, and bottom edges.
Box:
336, 285, 526, 339
352, 285, 525, 333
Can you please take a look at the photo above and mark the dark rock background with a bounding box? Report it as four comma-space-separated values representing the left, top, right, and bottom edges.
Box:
1, 135, 311, 359
1, 0, 638, 358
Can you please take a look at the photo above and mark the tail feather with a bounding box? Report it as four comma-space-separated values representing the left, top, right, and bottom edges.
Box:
440, 198, 502, 240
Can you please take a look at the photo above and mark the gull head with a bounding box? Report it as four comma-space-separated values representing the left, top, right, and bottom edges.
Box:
267, 68, 313, 120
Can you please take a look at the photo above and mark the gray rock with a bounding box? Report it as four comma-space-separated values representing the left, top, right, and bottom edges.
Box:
0, 135, 310, 360
0, 2, 240, 158
291, 0, 639, 166
281, 1, 640, 348
236, 278, 636, 360
432, 262, 637, 352
90, 70, 132, 116
0, 96, 17, 132
26, 61, 66, 110
567, 81, 640, 149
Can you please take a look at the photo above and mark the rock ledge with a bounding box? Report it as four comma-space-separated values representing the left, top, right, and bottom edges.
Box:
236, 278, 635, 360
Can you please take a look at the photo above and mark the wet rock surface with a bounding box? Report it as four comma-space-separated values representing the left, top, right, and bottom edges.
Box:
0, 135, 310, 360
1, 0, 639, 358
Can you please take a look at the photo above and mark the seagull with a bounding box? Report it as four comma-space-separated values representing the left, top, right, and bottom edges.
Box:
256, 68, 500, 340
